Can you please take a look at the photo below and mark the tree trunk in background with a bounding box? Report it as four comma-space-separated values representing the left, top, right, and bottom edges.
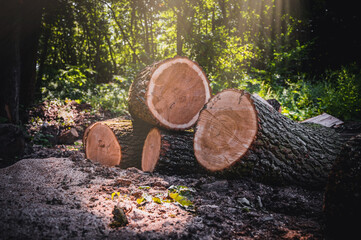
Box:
128, 56, 211, 131
142, 128, 204, 175
150, 13, 155, 60
143, 11, 150, 59
176, 10, 183, 56
194, 89, 344, 189
0, 1, 22, 123
218, 0, 228, 31
19, 0, 44, 110
36, 20, 52, 98
83, 119, 151, 168
0, 0, 44, 123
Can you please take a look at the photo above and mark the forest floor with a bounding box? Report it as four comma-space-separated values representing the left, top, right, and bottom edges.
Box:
1, 101, 361, 239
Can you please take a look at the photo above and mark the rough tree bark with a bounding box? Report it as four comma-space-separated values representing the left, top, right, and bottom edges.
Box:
83, 119, 151, 168
194, 89, 343, 189
323, 133, 361, 239
19, 0, 44, 109
141, 128, 204, 175
128, 56, 211, 130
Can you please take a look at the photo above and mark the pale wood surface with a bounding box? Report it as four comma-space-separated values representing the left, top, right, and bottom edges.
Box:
302, 113, 344, 127
129, 56, 211, 130
142, 128, 161, 172
83, 122, 121, 166
194, 89, 258, 171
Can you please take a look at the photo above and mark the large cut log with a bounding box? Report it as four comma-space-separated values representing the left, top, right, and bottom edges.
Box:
128, 56, 211, 130
323, 133, 361, 239
83, 119, 151, 168
194, 89, 343, 188
142, 128, 203, 175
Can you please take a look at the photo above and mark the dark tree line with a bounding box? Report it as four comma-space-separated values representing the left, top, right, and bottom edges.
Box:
0, 0, 45, 123
307, 0, 361, 72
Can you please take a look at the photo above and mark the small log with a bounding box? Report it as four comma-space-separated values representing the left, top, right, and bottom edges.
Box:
142, 128, 203, 175
301, 113, 344, 128
323, 133, 361, 239
128, 56, 211, 130
194, 89, 343, 188
58, 128, 79, 144
83, 119, 151, 168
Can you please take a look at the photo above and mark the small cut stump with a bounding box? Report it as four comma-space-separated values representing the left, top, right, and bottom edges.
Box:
83, 119, 151, 168
194, 89, 343, 188
128, 56, 211, 130
141, 128, 203, 175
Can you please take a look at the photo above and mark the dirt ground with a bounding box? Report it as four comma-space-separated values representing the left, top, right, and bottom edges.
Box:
1, 101, 360, 239
0, 151, 324, 240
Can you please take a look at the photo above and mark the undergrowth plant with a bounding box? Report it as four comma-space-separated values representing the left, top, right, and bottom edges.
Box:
39, 63, 361, 121
318, 67, 361, 120
41, 66, 130, 115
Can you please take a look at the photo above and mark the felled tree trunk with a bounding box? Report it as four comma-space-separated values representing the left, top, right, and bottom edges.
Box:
142, 128, 204, 175
323, 134, 361, 239
58, 128, 79, 145
194, 89, 343, 189
83, 119, 151, 168
128, 56, 211, 130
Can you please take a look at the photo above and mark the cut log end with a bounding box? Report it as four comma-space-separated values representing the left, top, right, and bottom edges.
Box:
129, 56, 211, 130
194, 89, 258, 171
83, 123, 121, 166
147, 57, 211, 129
141, 128, 161, 172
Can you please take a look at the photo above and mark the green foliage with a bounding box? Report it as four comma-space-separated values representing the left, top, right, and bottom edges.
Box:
318, 67, 361, 120
35, 0, 361, 121
133, 185, 195, 211
89, 79, 129, 115
167, 185, 195, 210
41, 66, 129, 115
270, 80, 321, 121
32, 132, 53, 147
249, 66, 361, 121
41, 65, 95, 101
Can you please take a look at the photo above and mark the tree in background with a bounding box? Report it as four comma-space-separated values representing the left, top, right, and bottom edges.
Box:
0, 0, 44, 123
0, 0, 360, 123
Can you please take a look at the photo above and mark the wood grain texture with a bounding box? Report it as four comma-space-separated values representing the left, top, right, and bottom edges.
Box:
194, 89, 344, 188
83, 119, 151, 168
128, 56, 211, 130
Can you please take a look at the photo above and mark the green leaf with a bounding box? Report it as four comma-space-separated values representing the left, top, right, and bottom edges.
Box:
136, 197, 146, 205
167, 186, 195, 210
111, 192, 120, 201
152, 197, 162, 204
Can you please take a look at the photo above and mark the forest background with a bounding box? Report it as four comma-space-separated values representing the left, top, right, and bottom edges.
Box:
1, 0, 361, 125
